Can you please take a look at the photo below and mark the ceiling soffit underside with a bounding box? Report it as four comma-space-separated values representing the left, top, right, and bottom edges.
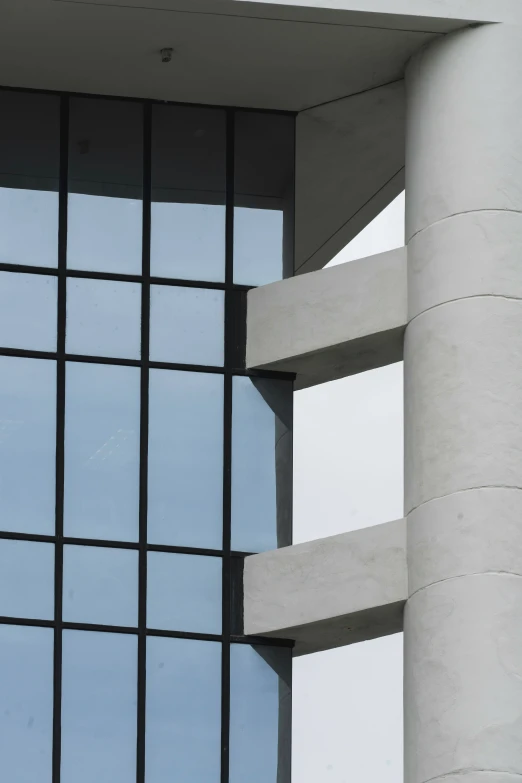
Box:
0, 0, 439, 111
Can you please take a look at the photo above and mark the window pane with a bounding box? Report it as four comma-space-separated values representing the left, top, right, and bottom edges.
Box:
150, 285, 225, 366
232, 377, 293, 552
146, 637, 221, 783
234, 112, 295, 286
0, 356, 56, 535
66, 278, 141, 359
68, 98, 143, 274
0, 540, 54, 620
64, 362, 140, 541
230, 644, 291, 783
0, 625, 53, 783
63, 545, 138, 627
151, 104, 226, 282
0, 91, 59, 268
0, 271, 57, 351
147, 552, 221, 634
61, 630, 137, 783
148, 369, 223, 549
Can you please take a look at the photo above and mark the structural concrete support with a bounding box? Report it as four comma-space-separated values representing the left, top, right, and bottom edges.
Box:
404, 23, 522, 783
244, 518, 407, 655
246, 247, 407, 388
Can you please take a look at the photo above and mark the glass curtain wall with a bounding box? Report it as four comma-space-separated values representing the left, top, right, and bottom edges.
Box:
0, 88, 294, 783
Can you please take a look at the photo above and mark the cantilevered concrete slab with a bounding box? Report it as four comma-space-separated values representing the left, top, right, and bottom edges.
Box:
246, 247, 407, 388
244, 518, 407, 655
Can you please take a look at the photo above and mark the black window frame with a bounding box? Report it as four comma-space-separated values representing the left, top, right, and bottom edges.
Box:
0, 86, 296, 783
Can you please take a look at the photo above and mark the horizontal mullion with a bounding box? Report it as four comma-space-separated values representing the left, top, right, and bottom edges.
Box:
0, 262, 254, 292
0, 615, 294, 647
0, 82, 297, 116
0, 530, 224, 557
0, 531, 55, 544
0, 616, 54, 629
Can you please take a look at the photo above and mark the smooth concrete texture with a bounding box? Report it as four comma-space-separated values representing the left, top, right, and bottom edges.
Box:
244, 518, 407, 655
405, 24, 522, 241
404, 23, 522, 783
405, 575, 522, 783
408, 488, 522, 596
295, 82, 405, 275
408, 210, 522, 320
404, 296, 522, 513
232, 0, 522, 25
247, 247, 407, 388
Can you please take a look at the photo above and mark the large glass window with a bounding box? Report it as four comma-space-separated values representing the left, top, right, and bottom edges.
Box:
234, 112, 295, 286
68, 97, 143, 275
0, 91, 59, 268
151, 105, 226, 283
0, 89, 294, 783
0, 625, 54, 783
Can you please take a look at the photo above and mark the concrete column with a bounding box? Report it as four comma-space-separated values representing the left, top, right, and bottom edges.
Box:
404, 23, 522, 783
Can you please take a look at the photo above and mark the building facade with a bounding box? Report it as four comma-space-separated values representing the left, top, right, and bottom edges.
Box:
0, 90, 293, 782
2, 2, 522, 783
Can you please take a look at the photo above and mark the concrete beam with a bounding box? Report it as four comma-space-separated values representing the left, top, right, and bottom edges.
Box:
246, 246, 407, 389
244, 518, 407, 655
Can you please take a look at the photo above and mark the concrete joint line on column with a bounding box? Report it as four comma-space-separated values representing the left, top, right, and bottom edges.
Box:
421, 770, 522, 783
407, 293, 522, 328
407, 570, 522, 602
406, 207, 522, 244
406, 484, 522, 518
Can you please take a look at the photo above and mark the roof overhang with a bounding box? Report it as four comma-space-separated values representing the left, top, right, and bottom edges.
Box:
0, 0, 512, 269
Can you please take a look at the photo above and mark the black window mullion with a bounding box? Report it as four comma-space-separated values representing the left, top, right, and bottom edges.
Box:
52, 93, 69, 783
137, 100, 151, 783
220, 107, 236, 783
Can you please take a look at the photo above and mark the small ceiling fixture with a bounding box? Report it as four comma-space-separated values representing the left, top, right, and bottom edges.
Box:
160, 48, 174, 63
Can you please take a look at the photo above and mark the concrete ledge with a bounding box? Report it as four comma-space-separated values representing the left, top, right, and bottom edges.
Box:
244, 518, 407, 655
246, 247, 407, 389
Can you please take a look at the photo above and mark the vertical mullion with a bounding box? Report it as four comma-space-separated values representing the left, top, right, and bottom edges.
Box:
137, 100, 152, 783
221, 108, 235, 783
52, 93, 69, 783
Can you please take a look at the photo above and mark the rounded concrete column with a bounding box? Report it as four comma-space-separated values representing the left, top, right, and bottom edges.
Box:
404, 23, 522, 783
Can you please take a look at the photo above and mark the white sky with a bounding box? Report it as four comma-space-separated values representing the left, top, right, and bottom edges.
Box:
292, 192, 405, 783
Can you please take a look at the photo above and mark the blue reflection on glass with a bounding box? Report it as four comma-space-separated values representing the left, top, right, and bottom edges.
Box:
0, 271, 57, 352
147, 553, 222, 634
0, 188, 59, 268
0, 356, 56, 535
61, 630, 137, 783
68, 97, 143, 274
66, 278, 141, 360
63, 545, 138, 627
151, 103, 226, 283
148, 369, 223, 549
150, 285, 225, 366
0, 625, 54, 783
230, 644, 291, 783
231, 376, 293, 553
151, 203, 225, 282
146, 637, 221, 783
0, 90, 59, 268
64, 362, 140, 541
68, 194, 142, 274
234, 207, 284, 286
0, 540, 54, 620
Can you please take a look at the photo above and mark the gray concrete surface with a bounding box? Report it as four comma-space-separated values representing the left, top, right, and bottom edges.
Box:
246, 247, 407, 388
404, 23, 522, 783
244, 518, 407, 655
